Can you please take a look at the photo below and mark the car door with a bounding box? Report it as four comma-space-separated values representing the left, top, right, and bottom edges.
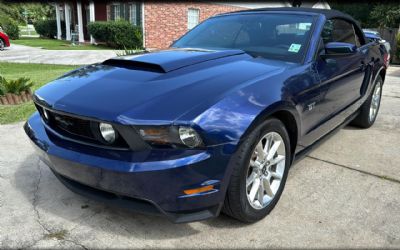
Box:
315, 18, 368, 121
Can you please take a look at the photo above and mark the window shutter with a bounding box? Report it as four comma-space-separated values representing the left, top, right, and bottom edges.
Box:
136, 2, 142, 26
106, 4, 111, 21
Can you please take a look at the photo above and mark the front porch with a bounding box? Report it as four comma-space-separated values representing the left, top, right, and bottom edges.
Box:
54, 1, 142, 44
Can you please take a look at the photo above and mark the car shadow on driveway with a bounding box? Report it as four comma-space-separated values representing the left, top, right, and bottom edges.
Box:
341, 125, 362, 131
13, 155, 247, 241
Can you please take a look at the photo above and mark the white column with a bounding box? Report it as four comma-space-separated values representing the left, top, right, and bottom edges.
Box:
89, 1, 95, 44
55, 3, 62, 40
77, 1, 85, 43
64, 3, 71, 40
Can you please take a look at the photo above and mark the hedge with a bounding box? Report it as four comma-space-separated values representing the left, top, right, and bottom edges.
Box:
34, 19, 69, 39
88, 21, 142, 49
0, 16, 19, 39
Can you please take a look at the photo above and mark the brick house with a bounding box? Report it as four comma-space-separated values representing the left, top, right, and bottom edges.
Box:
54, 1, 330, 49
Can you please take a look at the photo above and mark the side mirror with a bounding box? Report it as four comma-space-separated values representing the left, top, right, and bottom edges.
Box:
322, 42, 357, 58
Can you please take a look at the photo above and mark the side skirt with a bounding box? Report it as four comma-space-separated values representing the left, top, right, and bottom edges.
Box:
292, 110, 359, 164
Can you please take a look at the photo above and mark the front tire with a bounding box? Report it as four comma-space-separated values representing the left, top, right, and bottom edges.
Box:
352, 76, 383, 128
222, 118, 291, 223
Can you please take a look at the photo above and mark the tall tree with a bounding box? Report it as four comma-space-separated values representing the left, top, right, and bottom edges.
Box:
370, 4, 400, 28
331, 1, 400, 29
0, 0, 24, 24
17, 3, 55, 23
0, 0, 22, 39
330, 2, 376, 28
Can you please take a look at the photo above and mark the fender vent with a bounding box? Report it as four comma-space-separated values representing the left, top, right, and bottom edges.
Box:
103, 59, 166, 73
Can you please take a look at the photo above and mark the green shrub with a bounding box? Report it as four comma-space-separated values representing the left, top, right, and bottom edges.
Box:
87, 21, 108, 42
0, 16, 19, 39
34, 19, 56, 38
88, 21, 142, 49
116, 48, 142, 56
34, 19, 67, 39
1, 77, 33, 94
0, 76, 6, 96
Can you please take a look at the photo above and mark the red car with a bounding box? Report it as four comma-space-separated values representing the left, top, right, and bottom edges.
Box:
0, 27, 10, 50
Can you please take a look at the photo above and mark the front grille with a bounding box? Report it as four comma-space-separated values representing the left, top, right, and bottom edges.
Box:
52, 112, 96, 140
35, 104, 131, 150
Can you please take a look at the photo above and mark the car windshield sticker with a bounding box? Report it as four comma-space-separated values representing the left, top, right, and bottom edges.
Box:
288, 43, 302, 53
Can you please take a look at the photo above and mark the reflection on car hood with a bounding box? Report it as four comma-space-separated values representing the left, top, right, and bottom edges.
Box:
34, 49, 288, 124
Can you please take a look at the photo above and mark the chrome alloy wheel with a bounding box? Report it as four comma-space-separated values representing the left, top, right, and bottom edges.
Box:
369, 83, 382, 122
246, 132, 286, 210
0, 39, 4, 51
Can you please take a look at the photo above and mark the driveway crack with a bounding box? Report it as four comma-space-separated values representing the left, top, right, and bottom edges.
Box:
31, 159, 89, 250
33, 159, 51, 234
306, 155, 400, 184
62, 239, 89, 250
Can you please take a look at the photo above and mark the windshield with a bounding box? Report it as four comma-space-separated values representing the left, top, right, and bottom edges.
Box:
173, 13, 315, 63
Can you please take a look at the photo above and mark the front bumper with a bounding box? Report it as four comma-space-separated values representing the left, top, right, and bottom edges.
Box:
25, 112, 237, 223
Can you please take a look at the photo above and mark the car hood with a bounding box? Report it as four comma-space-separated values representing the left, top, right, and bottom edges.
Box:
34, 49, 287, 124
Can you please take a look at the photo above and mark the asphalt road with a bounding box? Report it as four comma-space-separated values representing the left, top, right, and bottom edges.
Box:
0, 67, 399, 249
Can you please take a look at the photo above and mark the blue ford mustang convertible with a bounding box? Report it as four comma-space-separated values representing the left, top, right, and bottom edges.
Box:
25, 8, 386, 223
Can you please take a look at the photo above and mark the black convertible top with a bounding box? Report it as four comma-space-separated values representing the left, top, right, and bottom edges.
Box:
224, 7, 366, 44
230, 7, 357, 24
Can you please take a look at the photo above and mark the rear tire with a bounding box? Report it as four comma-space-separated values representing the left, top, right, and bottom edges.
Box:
222, 118, 291, 223
351, 76, 383, 128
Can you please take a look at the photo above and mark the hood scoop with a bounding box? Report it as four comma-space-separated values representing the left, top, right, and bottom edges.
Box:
102, 49, 245, 73
103, 59, 166, 73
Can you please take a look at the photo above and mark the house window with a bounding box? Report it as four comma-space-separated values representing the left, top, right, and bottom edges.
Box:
109, 3, 121, 21
107, 2, 141, 26
129, 4, 137, 25
187, 8, 200, 30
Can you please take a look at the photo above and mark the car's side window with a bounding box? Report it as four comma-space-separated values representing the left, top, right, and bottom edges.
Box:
321, 19, 361, 47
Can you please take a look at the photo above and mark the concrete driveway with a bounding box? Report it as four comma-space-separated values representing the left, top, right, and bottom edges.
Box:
0, 44, 117, 65
0, 67, 399, 249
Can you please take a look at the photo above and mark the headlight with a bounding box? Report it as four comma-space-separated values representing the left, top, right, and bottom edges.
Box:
138, 126, 203, 148
99, 123, 116, 144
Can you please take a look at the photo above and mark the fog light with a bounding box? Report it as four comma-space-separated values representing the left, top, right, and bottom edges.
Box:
99, 123, 116, 144
178, 127, 202, 148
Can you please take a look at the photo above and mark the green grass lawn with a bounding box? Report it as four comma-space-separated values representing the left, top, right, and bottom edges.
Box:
0, 62, 77, 124
12, 37, 111, 50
